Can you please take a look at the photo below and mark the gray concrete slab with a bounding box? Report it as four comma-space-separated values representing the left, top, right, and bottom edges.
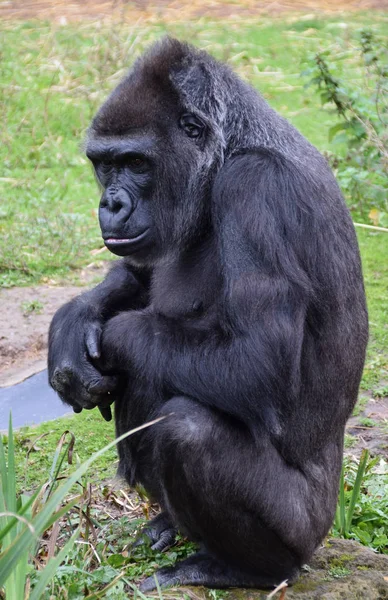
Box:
0, 369, 72, 430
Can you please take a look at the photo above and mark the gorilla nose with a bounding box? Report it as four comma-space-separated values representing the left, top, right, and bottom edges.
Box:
101, 189, 133, 216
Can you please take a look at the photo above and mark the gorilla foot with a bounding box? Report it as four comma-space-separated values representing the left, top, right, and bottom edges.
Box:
139, 551, 297, 592
133, 512, 177, 552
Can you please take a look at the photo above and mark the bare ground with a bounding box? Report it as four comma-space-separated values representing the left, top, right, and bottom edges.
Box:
0, 263, 108, 387
347, 394, 388, 459
0, 0, 387, 24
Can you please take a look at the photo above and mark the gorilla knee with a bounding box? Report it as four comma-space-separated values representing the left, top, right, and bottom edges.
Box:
157, 397, 214, 447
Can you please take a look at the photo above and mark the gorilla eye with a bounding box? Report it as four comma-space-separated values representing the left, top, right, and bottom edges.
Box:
179, 114, 205, 140
128, 156, 145, 167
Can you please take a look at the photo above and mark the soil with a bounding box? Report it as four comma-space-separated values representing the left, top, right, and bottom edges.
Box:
0, 263, 108, 387
0, 284, 79, 386
347, 394, 388, 459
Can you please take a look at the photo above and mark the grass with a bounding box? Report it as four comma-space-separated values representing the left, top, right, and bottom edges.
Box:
357, 230, 388, 389
12, 411, 116, 491
1, 415, 183, 600
334, 451, 388, 553
1, 13, 387, 288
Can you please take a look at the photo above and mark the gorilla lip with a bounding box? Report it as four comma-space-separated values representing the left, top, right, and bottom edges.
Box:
104, 229, 149, 246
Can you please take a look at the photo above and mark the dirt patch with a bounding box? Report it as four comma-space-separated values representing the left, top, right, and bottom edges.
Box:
346, 390, 388, 459
0, 263, 108, 386
0, 284, 81, 385
0, 0, 387, 23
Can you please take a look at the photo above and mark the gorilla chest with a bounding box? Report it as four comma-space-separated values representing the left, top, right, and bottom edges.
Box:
150, 256, 221, 323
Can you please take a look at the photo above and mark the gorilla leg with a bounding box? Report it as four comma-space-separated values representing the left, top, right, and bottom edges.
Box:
138, 396, 340, 591
114, 383, 178, 551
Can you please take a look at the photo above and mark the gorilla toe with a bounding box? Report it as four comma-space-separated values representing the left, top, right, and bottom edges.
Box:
133, 512, 177, 553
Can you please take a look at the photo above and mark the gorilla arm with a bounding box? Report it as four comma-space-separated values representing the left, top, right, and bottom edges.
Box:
101, 280, 306, 433
48, 260, 150, 419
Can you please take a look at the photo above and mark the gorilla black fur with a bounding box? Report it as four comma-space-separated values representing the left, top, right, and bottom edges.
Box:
48, 37, 368, 591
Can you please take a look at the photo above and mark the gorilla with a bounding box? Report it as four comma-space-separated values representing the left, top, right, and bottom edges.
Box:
48, 38, 368, 591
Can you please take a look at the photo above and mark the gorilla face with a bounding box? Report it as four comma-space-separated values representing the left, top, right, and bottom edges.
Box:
86, 60, 213, 267
86, 135, 158, 262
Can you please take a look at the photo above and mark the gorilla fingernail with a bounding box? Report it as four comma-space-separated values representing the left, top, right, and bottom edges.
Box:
99, 405, 112, 422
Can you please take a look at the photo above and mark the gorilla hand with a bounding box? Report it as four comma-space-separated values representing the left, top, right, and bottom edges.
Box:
48, 298, 119, 421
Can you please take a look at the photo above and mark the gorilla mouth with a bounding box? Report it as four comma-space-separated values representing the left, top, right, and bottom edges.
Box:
103, 229, 150, 255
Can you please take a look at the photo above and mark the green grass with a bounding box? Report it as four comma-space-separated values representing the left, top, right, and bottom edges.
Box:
1, 14, 387, 287
12, 411, 116, 491
357, 230, 388, 389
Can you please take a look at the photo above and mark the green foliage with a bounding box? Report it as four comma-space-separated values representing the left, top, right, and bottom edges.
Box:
0, 414, 166, 598
373, 385, 388, 398
327, 566, 351, 579
358, 417, 378, 428
0, 416, 80, 600
303, 29, 388, 225
334, 450, 388, 553
13, 410, 116, 492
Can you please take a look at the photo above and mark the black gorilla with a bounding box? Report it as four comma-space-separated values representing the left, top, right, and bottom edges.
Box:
49, 38, 368, 591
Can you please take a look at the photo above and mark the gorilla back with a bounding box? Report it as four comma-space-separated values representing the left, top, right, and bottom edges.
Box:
49, 37, 368, 591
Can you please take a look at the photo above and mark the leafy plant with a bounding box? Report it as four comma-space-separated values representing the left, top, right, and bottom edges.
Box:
334, 450, 388, 553
373, 386, 388, 398
303, 29, 388, 225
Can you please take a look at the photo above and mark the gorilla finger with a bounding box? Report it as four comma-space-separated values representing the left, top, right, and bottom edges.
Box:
86, 375, 119, 395
98, 405, 112, 421
73, 406, 83, 414
85, 323, 102, 359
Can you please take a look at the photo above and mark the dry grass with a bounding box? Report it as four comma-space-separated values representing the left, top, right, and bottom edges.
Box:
0, 0, 387, 25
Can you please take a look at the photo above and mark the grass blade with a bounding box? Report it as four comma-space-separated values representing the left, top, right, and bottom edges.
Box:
0, 416, 165, 586
345, 449, 369, 534
336, 462, 346, 535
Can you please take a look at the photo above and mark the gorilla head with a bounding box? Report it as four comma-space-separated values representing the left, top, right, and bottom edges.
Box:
86, 39, 230, 264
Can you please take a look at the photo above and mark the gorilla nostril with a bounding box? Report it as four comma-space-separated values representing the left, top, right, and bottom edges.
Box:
111, 197, 124, 213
